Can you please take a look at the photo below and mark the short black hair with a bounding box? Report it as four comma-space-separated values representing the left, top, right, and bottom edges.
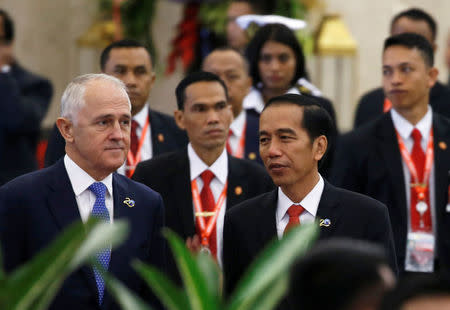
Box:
289, 239, 391, 310
384, 32, 434, 67
100, 39, 151, 70
203, 46, 250, 73
245, 23, 307, 88
0, 9, 14, 43
380, 274, 450, 310
391, 8, 437, 41
264, 93, 333, 147
175, 71, 228, 110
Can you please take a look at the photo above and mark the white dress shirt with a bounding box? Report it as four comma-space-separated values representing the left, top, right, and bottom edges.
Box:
243, 86, 300, 114
188, 144, 228, 267
64, 155, 114, 223
276, 175, 324, 239
117, 105, 153, 175
228, 109, 246, 156
390, 107, 436, 238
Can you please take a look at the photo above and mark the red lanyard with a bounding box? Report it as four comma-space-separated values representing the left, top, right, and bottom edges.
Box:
383, 98, 392, 113
396, 129, 434, 199
126, 117, 149, 177
228, 122, 246, 159
191, 179, 227, 247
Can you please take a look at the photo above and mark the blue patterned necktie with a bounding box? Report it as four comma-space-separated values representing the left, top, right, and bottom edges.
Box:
88, 182, 110, 305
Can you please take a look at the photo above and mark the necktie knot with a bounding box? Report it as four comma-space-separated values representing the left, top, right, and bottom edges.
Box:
411, 128, 422, 144
287, 204, 304, 218
89, 182, 107, 200
201, 170, 215, 188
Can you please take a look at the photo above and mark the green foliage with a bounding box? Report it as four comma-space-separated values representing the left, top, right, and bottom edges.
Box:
0, 219, 128, 310
107, 223, 318, 310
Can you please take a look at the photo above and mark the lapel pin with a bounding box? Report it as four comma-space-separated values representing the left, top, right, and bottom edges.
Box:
439, 141, 447, 150
123, 197, 135, 208
235, 186, 243, 196
158, 133, 165, 143
248, 152, 256, 160
319, 218, 331, 227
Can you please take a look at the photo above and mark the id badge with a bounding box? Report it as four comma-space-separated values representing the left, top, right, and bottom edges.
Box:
405, 232, 435, 273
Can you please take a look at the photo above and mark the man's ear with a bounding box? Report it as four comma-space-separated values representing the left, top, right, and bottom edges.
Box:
428, 67, 439, 88
56, 117, 75, 143
174, 110, 186, 130
313, 135, 328, 161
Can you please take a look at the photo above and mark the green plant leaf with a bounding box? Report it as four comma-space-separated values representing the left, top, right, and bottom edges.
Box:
245, 276, 288, 310
0, 219, 128, 310
133, 261, 189, 310
164, 229, 221, 310
195, 252, 221, 301
227, 223, 318, 310
102, 269, 152, 310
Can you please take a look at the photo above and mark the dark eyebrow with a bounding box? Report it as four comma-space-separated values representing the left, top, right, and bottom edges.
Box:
276, 128, 296, 135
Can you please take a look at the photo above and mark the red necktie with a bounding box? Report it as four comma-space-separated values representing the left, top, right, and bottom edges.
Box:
226, 129, 233, 154
126, 120, 139, 178
199, 170, 217, 257
410, 128, 431, 231
130, 120, 139, 156
284, 204, 304, 235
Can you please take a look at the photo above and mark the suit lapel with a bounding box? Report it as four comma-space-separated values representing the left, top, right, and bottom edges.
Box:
46, 159, 99, 301
175, 150, 196, 237
376, 114, 407, 227
255, 190, 279, 246
432, 114, 450, 234
227, 156, 250, 209
316, 181, 340, 238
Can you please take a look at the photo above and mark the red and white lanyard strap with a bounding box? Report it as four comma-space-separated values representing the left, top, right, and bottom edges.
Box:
126, 117, 149, 177
396, 128, 434, 200
233, 122, 247, 159
191, 179, 227, 247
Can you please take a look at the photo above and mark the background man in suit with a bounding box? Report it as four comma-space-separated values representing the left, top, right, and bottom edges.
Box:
223, 94, 397, 303
202, 47, 262, 163
354, 8, 450, 127
132, 71, 273, 281
44, 39, 187, 174
0, 9, 53, 185
0, 74, 165, 309
331, 33, 450, 274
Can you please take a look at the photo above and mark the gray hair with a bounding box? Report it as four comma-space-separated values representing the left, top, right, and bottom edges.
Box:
60, 73, 130, 123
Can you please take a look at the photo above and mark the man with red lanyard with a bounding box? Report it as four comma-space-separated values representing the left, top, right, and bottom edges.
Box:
202, 47, 262, 164
132, 72, 274, 282
331, 33, 450, 274
44, 39, 188, 172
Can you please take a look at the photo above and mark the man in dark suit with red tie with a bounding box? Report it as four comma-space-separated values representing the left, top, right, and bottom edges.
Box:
44, 39, 187, 172
354, 8, 450, 127
331, 33, 450, 275
222, 93, 398, 307
132, 71, 274, 282
202, 47, 262, 163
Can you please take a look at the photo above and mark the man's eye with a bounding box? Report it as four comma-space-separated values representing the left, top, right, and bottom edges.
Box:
260, 137, 269, 144
216, 102, 227, 110
278, 54, 291, 63
260, 55, 272, 63
114, 68, 126, 74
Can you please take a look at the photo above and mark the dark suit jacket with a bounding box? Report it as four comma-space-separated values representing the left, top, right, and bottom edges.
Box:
331, 113, 450, 273
242, 109, 262, 164
132, 148, 275, 282
222, 181, 397, 301
0, 159, 165, 310
354, 82, 450, 128
44, 108, 188, 167
0, 62, 53, 185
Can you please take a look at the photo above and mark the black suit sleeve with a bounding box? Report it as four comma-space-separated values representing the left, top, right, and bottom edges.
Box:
353, 88, 384, 128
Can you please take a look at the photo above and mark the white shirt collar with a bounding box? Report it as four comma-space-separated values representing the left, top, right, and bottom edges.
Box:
229, 109, 246, 137
133, 105, 149, 128
188, 143, 228, 184
64, 154, 113, 198
276, 174, 324, 222
390, 106, 432, 141
243, 87, 300, 114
